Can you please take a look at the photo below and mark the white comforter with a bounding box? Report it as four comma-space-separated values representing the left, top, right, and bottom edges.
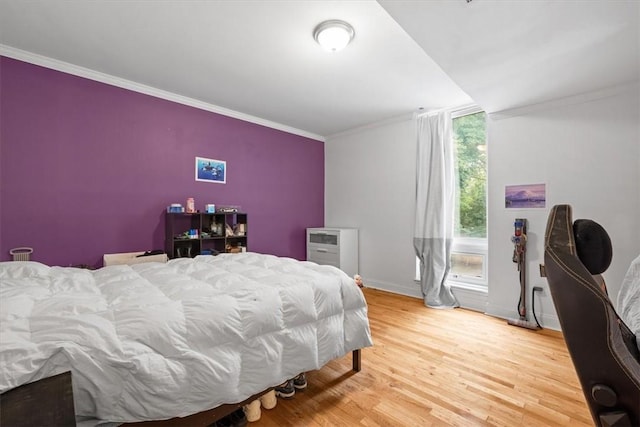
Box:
0, 253, 373, 422
617, 254, 640, 351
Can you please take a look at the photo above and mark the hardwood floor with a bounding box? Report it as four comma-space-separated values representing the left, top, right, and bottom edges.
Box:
254, 288, 591, 426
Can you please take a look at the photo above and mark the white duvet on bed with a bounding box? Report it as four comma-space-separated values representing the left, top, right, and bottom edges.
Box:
617, 254, 640, 351
0, 253, 373, 423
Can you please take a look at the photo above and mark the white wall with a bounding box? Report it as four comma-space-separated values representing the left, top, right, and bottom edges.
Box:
325, 117, 422, 297
486, 85, 640, 329
325, 84, 640, 330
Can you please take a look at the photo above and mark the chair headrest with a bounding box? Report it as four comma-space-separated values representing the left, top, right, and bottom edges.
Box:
573, 219, 612, 275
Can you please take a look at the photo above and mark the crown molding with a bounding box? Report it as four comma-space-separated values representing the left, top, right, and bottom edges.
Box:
326, 112, 413, 140
0, 44, 325, 142
489, 81, 640, 121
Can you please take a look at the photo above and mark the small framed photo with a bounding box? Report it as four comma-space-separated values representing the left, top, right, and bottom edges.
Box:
196, 157, 226, 184
505, 183, 546, 209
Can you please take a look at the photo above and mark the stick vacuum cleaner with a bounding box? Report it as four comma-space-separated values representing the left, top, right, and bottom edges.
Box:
507, 218, 541, 330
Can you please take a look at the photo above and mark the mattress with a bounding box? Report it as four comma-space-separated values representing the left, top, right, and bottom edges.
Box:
0, 253, 373, 423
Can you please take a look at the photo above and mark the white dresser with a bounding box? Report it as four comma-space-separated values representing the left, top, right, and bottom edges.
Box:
306, 228, 358, 277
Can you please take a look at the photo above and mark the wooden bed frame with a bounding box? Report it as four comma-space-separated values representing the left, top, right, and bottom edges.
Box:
0, 371, 76, 427
125, 349, 361, 426
0, 349, 362, 427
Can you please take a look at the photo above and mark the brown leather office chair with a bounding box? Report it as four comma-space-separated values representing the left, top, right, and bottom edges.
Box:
544, 204, 640, 427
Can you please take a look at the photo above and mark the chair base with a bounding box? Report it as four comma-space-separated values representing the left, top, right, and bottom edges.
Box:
600, 411, 632, 427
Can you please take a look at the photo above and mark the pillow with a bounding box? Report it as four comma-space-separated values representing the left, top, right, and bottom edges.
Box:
573, 219, 612, 275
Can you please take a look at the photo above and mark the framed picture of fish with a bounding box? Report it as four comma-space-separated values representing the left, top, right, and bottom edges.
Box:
195, 157, 226, 184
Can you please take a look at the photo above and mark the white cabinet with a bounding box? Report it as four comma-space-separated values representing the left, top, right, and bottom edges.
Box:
306, 228, 358, 277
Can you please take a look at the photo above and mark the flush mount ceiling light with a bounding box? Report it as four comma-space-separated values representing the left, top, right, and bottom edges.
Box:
313, 20, 355, 52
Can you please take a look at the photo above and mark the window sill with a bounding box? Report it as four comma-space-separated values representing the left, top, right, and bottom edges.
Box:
447, 280, 488, 294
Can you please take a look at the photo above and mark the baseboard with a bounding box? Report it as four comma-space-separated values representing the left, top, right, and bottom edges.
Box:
363, 279, 422, 299
485, 305, 561, 331
362, 278, 560, 329
450, 285, 488, 313
361, 279, 490, 314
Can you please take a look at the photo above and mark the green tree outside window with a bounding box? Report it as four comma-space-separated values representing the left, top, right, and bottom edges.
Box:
453, 112, 487, 238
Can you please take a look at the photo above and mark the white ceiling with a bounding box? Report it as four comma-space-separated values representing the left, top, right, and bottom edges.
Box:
0, 1, 637, 139
380, 0, 639, 115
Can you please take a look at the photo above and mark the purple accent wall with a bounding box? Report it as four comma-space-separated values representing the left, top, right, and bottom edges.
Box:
0, 57, 324, 267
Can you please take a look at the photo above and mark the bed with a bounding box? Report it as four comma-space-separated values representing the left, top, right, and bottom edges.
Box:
0, 252, 373, 424
617, 253, 640, 352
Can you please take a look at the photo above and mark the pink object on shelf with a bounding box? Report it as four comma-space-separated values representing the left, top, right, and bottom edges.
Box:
186, 197, 195, 213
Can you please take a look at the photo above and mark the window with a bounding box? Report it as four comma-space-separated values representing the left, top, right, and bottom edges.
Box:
415, 108, 488, 289
451, 108, 487, 287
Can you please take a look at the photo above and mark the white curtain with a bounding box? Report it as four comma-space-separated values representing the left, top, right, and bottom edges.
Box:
413, 111, 459, 309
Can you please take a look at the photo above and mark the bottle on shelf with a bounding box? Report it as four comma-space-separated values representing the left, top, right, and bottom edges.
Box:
186, 197, 195, 213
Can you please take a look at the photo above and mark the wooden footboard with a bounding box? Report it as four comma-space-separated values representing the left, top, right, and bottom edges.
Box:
0, 371, 76, 427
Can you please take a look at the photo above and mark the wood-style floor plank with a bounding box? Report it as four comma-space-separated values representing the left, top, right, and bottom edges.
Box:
253, 288, 590, 426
